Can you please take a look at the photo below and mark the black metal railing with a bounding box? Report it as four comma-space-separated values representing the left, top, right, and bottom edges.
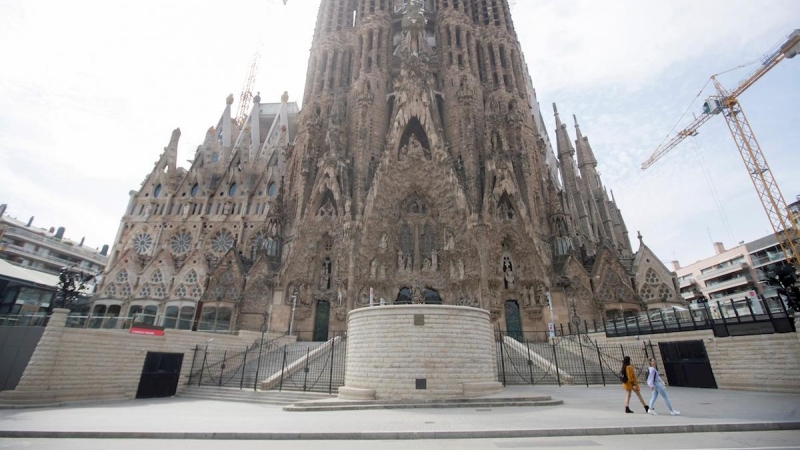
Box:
187, 331, 347, 394
496, 331, 654, 387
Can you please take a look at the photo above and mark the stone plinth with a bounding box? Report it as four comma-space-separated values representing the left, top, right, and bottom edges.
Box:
339, 305, 502, 400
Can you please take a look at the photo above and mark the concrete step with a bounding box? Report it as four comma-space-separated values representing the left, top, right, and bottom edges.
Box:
284, 397, 563, 412
177, 386, 335, 405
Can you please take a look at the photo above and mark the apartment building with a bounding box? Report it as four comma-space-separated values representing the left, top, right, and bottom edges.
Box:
0, 204, 108, 298
673, 232, 794, 316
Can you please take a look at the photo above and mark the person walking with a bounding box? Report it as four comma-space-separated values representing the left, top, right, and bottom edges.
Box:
646, 357, 681, 416
621, 356, 649, 414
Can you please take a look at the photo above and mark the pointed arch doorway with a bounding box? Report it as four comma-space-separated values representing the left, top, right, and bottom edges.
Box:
504, 300, 523, 342
312, 300, 330, 341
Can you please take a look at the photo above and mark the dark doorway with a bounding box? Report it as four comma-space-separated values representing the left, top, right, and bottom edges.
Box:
313, 300, 330, 341
423, 288, 442, 304
135, 352, 184, 399
658, 340, 717, 388
395, 287, 412, 304
505, 300, 523, 342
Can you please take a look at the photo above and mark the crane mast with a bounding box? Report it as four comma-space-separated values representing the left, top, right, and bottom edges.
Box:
641, 29, 800, 267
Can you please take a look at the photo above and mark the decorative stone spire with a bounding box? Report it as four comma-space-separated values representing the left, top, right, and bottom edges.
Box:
574, 115, 597, 168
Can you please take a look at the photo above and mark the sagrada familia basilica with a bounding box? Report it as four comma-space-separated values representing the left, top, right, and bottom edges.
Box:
94, 0, 684, 339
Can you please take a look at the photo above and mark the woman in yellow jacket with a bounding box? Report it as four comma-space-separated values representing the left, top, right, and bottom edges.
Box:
621, 356, 649, 414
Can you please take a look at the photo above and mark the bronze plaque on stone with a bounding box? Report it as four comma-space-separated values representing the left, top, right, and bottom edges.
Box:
414, 314, 424, 326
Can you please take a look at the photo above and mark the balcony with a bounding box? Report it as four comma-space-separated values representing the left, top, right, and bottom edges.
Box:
703, 274, 753, 294
697, 262, 749, 281
679, 278, 696, 289
750, 252, 786, 267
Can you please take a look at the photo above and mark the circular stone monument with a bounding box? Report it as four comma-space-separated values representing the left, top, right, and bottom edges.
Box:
338, 305, 502, 401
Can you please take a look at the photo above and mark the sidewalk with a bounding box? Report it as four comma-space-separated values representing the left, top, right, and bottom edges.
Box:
0, 386, 798, 440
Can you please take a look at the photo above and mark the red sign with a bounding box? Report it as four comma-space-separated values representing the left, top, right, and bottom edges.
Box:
130, 326, 164, 336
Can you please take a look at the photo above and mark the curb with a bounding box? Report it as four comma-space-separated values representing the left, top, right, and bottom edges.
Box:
1, 422, 798, 440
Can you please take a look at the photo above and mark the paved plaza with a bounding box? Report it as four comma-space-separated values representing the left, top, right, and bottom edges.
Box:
0, 386, 798, 440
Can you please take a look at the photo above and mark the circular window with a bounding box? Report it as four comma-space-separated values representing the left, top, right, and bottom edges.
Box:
211, 230, 235, 254
268, 182, 277, 197
229, 183, 238, 197
175, 285, 187, 298
132, 233, 153, 254
191, 183, 199, 197
154, 184, 162, 198
170, 232, 193, 254
185, 270, 198, 284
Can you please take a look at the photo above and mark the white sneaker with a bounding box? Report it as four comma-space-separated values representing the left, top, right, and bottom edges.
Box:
670, 410, 681, 416
648, 409, 658, 415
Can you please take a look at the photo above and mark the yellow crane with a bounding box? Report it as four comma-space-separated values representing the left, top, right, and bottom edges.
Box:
642, 29, 800, 267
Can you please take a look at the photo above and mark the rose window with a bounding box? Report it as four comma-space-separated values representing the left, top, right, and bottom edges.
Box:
171, 232, 192, 254
139, 285, 151, 298
132, 233, 153, 254
154, 284, 167, 298
175, 285, 187, 298
116, 270, 128, 283
190, 284, 203, 298
210, 231, 234, 254
185, 270, 198, 284
120, 283, 132, 297
640, 285, 654, 300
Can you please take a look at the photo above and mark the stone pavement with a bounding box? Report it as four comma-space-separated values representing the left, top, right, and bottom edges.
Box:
0, 386, 798, 440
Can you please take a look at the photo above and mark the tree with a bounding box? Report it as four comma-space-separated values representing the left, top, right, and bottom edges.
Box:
52, 267, 95, 311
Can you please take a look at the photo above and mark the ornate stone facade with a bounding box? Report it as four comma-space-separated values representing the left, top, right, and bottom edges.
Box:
93, 0, 684, 338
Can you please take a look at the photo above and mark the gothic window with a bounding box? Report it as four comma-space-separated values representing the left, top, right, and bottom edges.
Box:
210, 230, 235, 254
132, 233, 153, 254
318, 191, 337, 217
191, 183, 199, 197
395, 287, 412, 304
154, 184, 162, 198
225, 287, 238, 299
139, 285, 151, 298
190, 284, 203, 298
268, 182, 277, 197
150, 270, 163, 284
222, 272, 234, 286
175, 285, 187, 298
228, 183, 237, 197
657, 284, 672, 301
212, 286, 225, 300
171, 232, 192, 254
120, 283, 132, 297
185, 270, 198, 284
645, 268, 659, 284
421, 223, 435, 257
105, 284, 117, 297
154, 284, 167, 299
116, 270, 128, 283
405, 197, 427, 215
423, 288, 442, 304
640, 285, 655, 300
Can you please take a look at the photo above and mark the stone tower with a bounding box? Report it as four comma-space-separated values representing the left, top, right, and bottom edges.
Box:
93, 0, 685, 340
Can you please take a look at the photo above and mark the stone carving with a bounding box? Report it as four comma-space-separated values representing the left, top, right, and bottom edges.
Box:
444, 232, 454, 251
458, 260, 465, 280
370, 259, 377, 279
379, 234, 388, 252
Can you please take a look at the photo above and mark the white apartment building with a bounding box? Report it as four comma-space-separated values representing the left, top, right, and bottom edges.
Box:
0, 204, 108, 301
673, 233, 793, 316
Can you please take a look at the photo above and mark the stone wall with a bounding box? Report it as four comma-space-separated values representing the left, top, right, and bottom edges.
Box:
0, 309, 291, 406
343, 305, 500, 400
590, 324, 800, 394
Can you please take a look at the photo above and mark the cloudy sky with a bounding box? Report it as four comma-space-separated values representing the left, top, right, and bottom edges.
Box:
0, 0, 798, 268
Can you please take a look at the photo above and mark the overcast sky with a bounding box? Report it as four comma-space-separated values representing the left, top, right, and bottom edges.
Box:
0, 0, 798, 269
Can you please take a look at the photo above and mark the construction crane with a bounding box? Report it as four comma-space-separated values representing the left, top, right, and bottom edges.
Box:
642, 29, 800, 268
235, 49, 260, 127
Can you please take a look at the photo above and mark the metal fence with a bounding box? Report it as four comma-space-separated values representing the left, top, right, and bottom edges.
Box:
496, 331, 655, 387
187, 332, 347, 394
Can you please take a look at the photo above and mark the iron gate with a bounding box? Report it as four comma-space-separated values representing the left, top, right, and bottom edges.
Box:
658, 340, 717, 388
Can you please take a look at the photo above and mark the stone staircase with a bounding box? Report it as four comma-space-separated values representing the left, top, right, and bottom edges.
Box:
177, 385, 335, 405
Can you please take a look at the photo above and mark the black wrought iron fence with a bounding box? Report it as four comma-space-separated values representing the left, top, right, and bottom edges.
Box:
187, 331, 347, 394
496, 331, 655, 387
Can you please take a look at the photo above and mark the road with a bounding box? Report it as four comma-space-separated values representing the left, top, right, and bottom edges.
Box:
1, 431, 799, 450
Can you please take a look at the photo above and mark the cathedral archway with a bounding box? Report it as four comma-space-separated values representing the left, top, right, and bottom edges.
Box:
398, 117, 431, 160
423, 288, 442, 304
504, 300, 523, 341
395, 287, 412, 304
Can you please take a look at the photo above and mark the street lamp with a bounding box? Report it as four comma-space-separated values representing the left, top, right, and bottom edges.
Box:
288, 291, 298, 336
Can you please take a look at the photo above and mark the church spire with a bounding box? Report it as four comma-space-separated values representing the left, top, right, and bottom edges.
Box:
573, 115, 597, 168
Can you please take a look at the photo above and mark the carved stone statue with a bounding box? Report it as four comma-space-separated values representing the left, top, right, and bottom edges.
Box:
143, 203, 152, 219
411, 283, 423, 304
370, 259, 377, 279
379, 234, 388, 252
398, 249, 405, 270
431, 249, 438, 271
458, 259, 465, 280
319, 263, 330, 290
405, 252, 413, 270
223, 202, 231, 215
444, 232, 454, 251
422, 256, 431, 271
182, 203, 190, 220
